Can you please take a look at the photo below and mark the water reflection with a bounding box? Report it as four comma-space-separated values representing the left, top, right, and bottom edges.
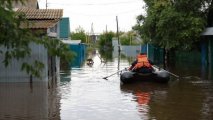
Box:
0, 82, 49, 120
99, 47, 113, 62
120, 83, 169, 120
1, 48, 213, 120
152, 79, 204, 120
60, 70, 71, 84
201, 63, 213, 80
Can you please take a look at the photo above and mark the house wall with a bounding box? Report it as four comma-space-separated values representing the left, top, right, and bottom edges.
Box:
59, 18, 70, 39
0, 43, 48, 82
47, 23, 59, 38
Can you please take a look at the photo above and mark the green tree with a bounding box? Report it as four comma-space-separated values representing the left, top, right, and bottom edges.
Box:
133, 0, 207, 51
120, 31, 140, 45
98, 31, 115, 50
98, 31, 115, 62
0, 0, 73, 77
70, 26, 86, 43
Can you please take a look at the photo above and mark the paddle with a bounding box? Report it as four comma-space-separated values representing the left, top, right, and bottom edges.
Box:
103, 68, 127, 80
152, 65, 179, 78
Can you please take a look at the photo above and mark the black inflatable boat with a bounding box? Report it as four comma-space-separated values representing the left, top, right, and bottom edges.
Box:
120, 66, 170, 84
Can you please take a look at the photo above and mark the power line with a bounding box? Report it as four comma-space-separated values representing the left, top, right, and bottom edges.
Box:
66, 8, 143, 17
46, 0, 142, 6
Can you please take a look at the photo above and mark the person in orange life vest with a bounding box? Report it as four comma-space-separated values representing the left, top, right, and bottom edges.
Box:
129, 53, 153, 73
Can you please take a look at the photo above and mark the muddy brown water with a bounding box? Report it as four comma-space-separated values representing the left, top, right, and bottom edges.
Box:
0, 54, 213, 120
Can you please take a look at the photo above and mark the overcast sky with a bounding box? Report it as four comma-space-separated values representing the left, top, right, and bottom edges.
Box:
38, 0, 145, 34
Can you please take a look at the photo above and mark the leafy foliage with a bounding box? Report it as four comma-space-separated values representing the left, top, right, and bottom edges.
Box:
0, 0, 74, 78
120, 31, 141, 45
133, 0, 209, 50
70, 26, 86, 43
98, 31, 115, 49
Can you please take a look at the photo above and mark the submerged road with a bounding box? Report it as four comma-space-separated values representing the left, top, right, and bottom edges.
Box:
0, 51, 213, 120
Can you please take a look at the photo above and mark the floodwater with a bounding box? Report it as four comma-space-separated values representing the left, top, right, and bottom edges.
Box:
0, 50, 213, 120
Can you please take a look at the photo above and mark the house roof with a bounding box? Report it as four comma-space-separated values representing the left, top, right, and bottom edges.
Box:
16, 8, 63, 29
201, 27, 213, 36
20, 20, 59, 29
17, 8, 63, 20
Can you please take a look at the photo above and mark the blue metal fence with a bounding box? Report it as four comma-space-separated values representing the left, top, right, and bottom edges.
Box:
69, 43, 87, 68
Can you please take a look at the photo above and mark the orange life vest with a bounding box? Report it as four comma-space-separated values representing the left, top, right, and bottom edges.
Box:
134, 54, 151, 69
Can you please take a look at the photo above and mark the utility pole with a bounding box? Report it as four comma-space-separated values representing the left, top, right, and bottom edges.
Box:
90, 23, 95, 44
46, 0, 47, 9
116, 16, 120, 52
116, 16, 121, 71
106, 25, 108, 33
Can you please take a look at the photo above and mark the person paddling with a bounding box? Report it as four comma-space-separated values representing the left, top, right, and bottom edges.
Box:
86, 58, 94, 66
129, 53, 153, 73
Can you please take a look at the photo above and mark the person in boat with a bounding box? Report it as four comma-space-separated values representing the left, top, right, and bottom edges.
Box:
129, 53, 153, 73
86, 58, 94, 66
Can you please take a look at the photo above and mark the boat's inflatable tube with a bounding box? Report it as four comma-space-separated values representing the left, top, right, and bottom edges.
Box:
120, 68, 170, 84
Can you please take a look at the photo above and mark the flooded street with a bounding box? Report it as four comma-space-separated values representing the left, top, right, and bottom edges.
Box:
1, 0, 213, 120
1, 51, 213, 120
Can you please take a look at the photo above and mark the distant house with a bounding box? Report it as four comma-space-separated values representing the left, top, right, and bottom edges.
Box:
90, 34, 99, 43
0, 1, 63, 82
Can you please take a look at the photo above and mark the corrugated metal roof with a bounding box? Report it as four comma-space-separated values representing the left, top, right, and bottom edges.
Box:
20, 20, 59, 29
201, 27, 213, 36
17, 8, 63, 20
